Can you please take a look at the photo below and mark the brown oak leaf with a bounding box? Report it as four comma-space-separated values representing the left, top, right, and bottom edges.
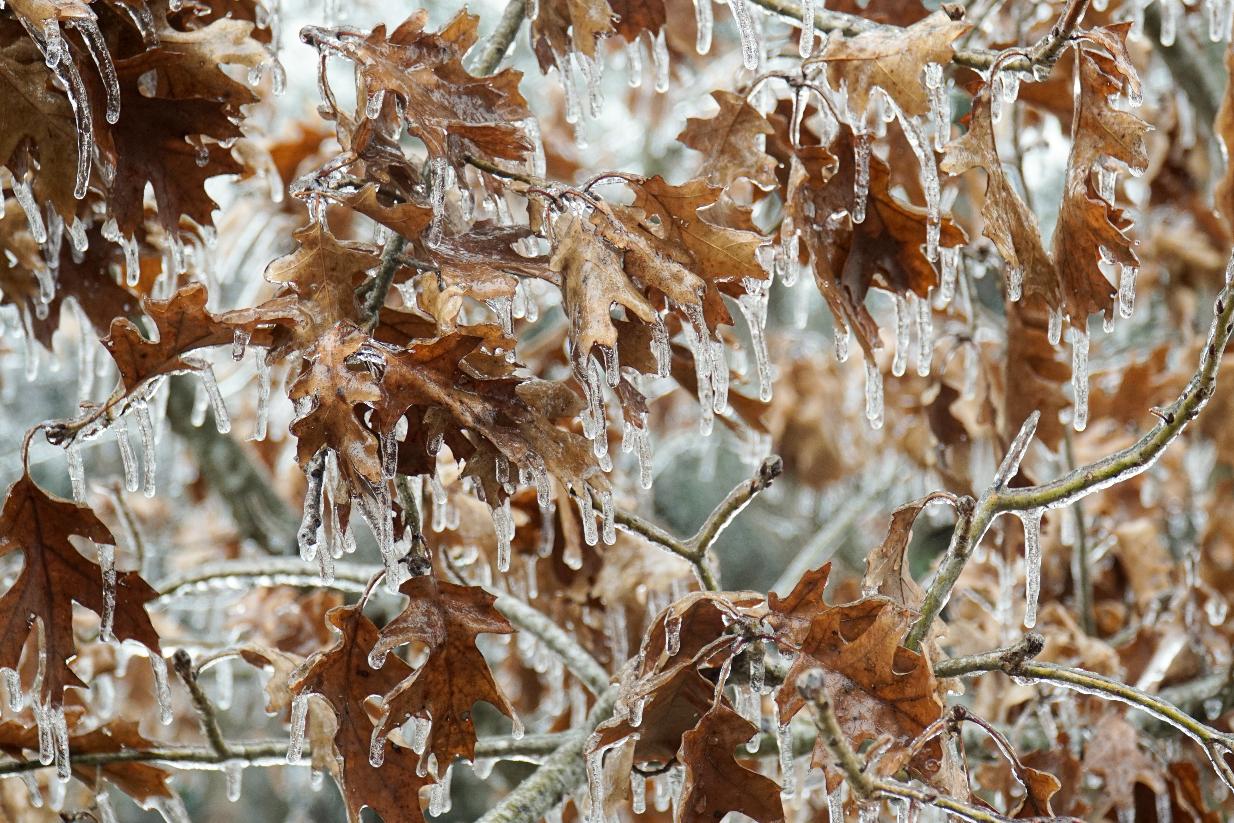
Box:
290, 604, 433, 823
678, 90, 779, 190
818, 9, 971, 119
771, 564, 944, 780
678, 704, 786, 823
531, 0, 615, 73
370, 574, 517, 775
0, 473, 161, 708
0, 718, 174, 807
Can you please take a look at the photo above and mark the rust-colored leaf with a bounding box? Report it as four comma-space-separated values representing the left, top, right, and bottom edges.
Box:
678, 90, 779, 190
0, 473, 161, 708
371, 574, 516, 774
290, 604, 433, 823
678, 704, 786, 823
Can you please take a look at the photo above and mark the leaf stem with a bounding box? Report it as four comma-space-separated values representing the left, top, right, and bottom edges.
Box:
171, 650, 230, 760
360, 234, 407, 330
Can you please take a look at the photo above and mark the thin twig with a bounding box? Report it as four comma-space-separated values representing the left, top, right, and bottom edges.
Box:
907, 271, 1234, 650
171, 650, 230, 760
938, 638, 1234, 790
0, 734, 568, 777
473, 0, 528, 76
361, 234, 407, 330
609, 457, 782, 591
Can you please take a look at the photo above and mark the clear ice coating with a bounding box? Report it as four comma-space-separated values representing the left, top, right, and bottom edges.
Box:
916, 292, 934, 377
737, 276, 772, 401
652, 29, 671, 93
1070, 323, 1090, 432
149, 653, 174, 725
133, 395, 157, 498
1020, 508, 1043, 628
852, 132, 871, 224
892, 293, 909, 377
97, 541, 116, 641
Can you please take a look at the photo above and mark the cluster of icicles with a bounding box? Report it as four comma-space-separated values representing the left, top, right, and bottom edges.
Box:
7, 1, 285, 276
0, 647, 184, 823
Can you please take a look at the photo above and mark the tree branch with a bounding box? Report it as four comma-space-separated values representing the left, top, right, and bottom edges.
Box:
172, 650, 230, 760
907, 270, 1234, 650
156, 558, 611, 697
360, 234, 407, 330
473, 0, 528, 76
475, 685, 619, 823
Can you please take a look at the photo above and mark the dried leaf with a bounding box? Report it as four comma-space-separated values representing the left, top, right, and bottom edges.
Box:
678, 90, 779, 190
678, 704, 786, 823
0, 473, 161, 708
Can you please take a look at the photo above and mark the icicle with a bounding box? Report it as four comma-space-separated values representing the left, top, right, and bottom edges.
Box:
3, 668, 22, 711
651, 313, 671, 377
429, 764, 454, 814
120, 234, 141, 287
892, 294, 909, 377
993, 410, 1040, 489
147, 794, 192, 823
1021, 508, 1044, 628
369, 723, 388, 767
223, 759, 244, 802
231, 329, 250, 362
1160, 0, 1179, 45
585, 743, 606, 823
195, 364, 231, 434
561, 53, 581, 125
366, 88, 385, 119
252, 349, 270, 441
737, 277, 772, 401
864, 358, 883, 430
599, 490, 615, 544
12, 176, 47, 244
97, 542, 116, 641
1006, 266, 1024, 302
73, 19, 121, 124
737, 685, 762, 752
287, 693, 309, 762
852, 133, 871, 224
1070, 323, 1089, 432
1155, 788, 1173, 823
729, 0, 760, 70
916, 292, 934, 377
602, 345, 620, 387
632, 770, 648, 814
828, 784, 845, 821
626, 38, 643, 87
834, 322, 850, 363
859, 802, 882, 822
578, 489, 598, 546
1118, 265, 1137, 319
1048, 307, 1063, 346
1098, 166, 1117, 204
492, 498, 514, 572
578, 52, 604, 117
96, 790, 117, 823
66, 441, 85, 503
298, 453, 325, 562
665, 613, 682, 656
427, 157, 453, 246
694, 0, 713, 53
777, 718, 795, 797
133, 396, 157, 498
651, 30, 671, 93
149, 654, 174, 725
41, 19, 64, 68
799, 0, 816, 57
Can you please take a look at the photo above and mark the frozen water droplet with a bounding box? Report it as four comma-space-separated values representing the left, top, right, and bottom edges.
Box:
728, 0, 760, 69
892, 294, 909, 377
852, 133, 871, 224
66, 441, 85, 503
651, 29, 671, 93
777, 720, 795, 797
625, 37, 643, 87
133, 396, 157, 498
1119, 265, 1137, 319
1048, 306, 1063, 346
223, 759, 244, 802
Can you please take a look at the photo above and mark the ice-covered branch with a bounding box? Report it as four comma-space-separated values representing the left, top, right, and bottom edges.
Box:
0, 734, 567, 778
938, 644, 1234, 791
610, 456, 782, 591
475, 686, 619, 823
907, 269, 1234, 651
473, 0, 529, 76
360, 234, 408, 329
157, 558, 611, 696
172, 650, 230, 760
796, 667, 1054, 822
